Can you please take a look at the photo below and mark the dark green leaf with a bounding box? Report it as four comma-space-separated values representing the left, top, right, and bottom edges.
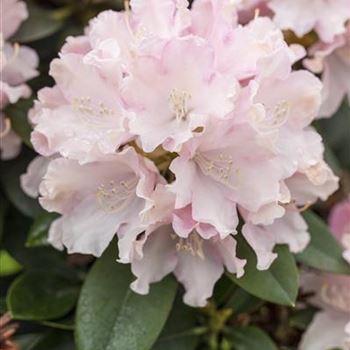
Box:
14, 334, 43, 350
213, 275, 238, 306
12, 3, 64, 43
227, 236, 299, 306
2, 208, 67, 270
289, 307, 318, 330
41, 314, 75, 331
5, 98, 33, 147
229, 326, 278, 350
7, 270, 79, 321
16, 331, 75, 350
76, 242, 177, 350
323, 142, 342, 175
316, 100, 350, 170
0, 148, 43, 217
26, 212, 59, 248
296, 211, 350, 275
225, 287, 262, 314
152, 295, 198, 350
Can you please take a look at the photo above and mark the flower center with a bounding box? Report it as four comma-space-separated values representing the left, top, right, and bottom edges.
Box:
169, 88, 192, 122
96, 178, 137, 213
174, 232, 205, 259
73, 96, 115, 127
194, 152, 238, 189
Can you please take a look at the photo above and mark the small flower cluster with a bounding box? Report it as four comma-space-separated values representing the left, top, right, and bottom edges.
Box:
0, 0, 38, 159
24, 0, 339, 306
237, 0, 350, 117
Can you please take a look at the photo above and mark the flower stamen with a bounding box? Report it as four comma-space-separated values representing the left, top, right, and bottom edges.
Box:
174, 232, 205, 259
195, 152, 238, 189
169, 88, 192, 122
96, 178, 137, 213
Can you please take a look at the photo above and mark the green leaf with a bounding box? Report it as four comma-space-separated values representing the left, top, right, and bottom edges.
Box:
289, 307, 318, 330
26, 212, 59, 247
316, 100, 350, 169
15, 330, 75, 350
227, 236, 299, 306
12, 3, 64, 43
7, 270, 79, 321
2, 208, 67, 270
296, 211, 350, 275
213, 275, 238, 306
0, 148, 43, 217
5, 98, 33, 147
225, 287, 262, 315
229, 326, 278, 350
0, 250, 22, 276
41, 314, 75, 331
76, 243, 177, 350
152, 295, 199, 350
14, 334, 43, 350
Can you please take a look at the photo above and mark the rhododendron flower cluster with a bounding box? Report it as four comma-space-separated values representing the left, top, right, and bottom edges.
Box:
24, 0, 339, 307
237, 0, 350, 118
0, 0, 38, 160
300, 199, 350, 350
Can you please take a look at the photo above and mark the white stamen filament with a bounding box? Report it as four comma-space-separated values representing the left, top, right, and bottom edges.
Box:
73, 97, 114, 126
195, 152, 238, 189
169, 88, 191, 122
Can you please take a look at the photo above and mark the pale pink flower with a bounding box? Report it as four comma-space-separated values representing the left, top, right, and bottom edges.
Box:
28, 2, 339, 305
329, 199, 350, 264
300, 272, 350, 350
20, 156, 51, 198
167, 55, 333, 269
233, 0, 273, 25
0, 0, 27, 40
38, 147, 159, 257
191, 12, 302, 81
304, 24, 350, 117
113, 184, 246, 307
169, 120, 288, 238
242, 210, 309, 270
123, 36, 237, 152
0, 116, 21, 160
130, 0, 191, 38
190, 0, 238, 42
0, 0, 38, 159
269, 0, 350, 43
30, 54, 131, 163
130, 224, 246, 307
